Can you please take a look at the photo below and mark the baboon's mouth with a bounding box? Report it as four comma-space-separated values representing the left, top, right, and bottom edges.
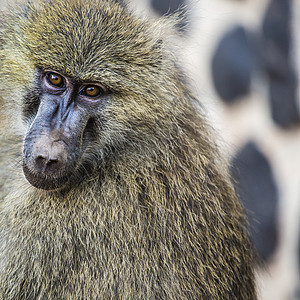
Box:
22, 164, 71, 191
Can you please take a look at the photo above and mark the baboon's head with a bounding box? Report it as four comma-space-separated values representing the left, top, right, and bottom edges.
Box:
1, 0, 181, 190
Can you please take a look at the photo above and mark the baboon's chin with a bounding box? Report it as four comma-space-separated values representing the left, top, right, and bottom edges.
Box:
23, 165, 70, 191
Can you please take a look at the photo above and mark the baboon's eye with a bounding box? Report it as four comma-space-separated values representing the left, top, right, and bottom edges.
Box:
46, 73, 64, 88
81, 85, 104, 98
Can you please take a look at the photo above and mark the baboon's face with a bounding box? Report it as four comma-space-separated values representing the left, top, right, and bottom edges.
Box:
3, 0, 172, 191
23, 69, 112, 190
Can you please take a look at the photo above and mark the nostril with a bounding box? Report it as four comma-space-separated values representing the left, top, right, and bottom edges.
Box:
35, 155, 47, 171
35, 154, 60, 172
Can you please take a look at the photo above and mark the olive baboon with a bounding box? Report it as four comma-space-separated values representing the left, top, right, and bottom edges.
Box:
0, 0, 257, 299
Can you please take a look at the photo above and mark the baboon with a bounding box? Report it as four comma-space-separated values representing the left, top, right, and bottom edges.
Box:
0, 0, 257, 299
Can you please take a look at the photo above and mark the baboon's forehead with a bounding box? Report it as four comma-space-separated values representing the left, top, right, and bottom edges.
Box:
21, 0, 161, 81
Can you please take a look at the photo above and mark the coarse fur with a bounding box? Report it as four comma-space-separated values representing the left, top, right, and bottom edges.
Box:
0, 0, 257, 299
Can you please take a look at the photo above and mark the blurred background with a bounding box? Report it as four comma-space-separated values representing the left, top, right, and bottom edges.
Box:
1, 0, 300, 299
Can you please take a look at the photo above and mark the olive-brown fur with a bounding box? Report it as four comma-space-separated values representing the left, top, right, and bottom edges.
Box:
0, 0, 257, 299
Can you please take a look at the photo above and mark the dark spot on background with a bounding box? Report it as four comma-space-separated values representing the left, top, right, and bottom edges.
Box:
267, 70, 299, 128
150, 0, 188, 31
231, 141, 279, 261
261, 0, 300, 128
151, 0, 184, 15
211, 25, 255, 103
262, 0, 290, 56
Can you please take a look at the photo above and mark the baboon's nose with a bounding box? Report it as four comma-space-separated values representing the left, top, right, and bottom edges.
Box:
31, 136, 68, 174
23, 130, 75, 190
